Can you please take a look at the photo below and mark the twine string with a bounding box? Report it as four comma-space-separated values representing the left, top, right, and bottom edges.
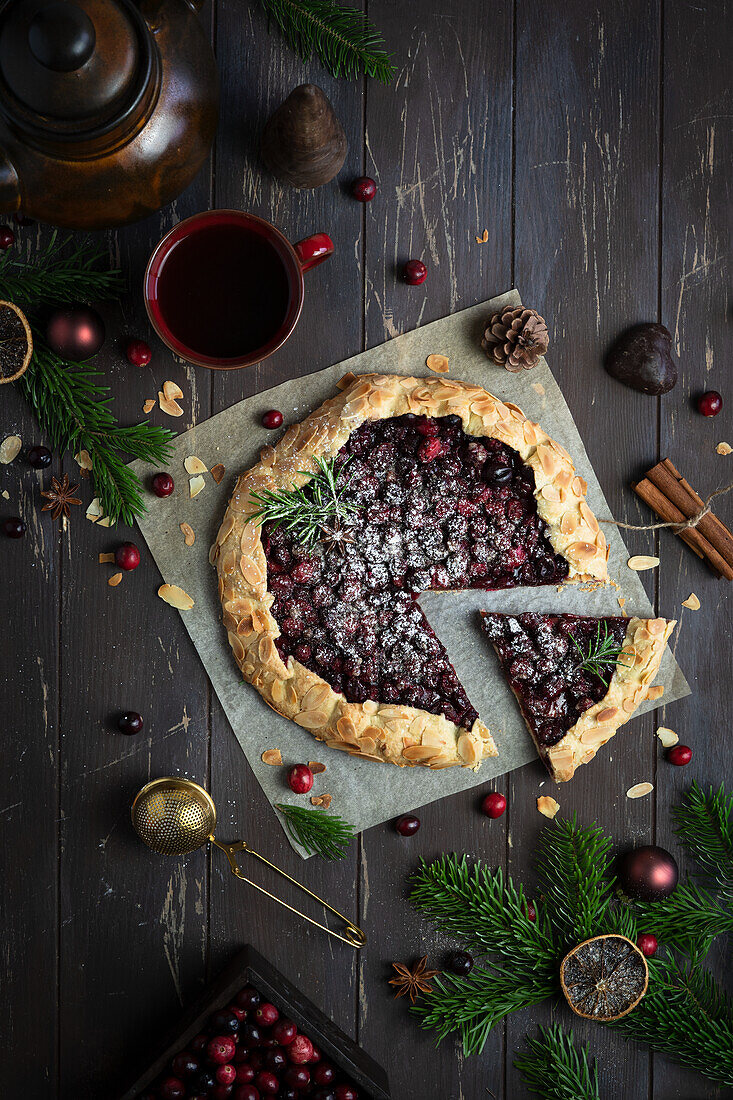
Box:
599, 481, 733, 533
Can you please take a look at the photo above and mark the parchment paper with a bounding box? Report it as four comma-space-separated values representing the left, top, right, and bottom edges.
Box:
131, 290, 689, 855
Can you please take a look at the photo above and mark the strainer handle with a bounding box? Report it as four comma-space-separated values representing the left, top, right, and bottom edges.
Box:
210, 839, 366, 949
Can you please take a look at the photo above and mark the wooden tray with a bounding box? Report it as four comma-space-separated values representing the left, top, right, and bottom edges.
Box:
119, 944, 390, 1099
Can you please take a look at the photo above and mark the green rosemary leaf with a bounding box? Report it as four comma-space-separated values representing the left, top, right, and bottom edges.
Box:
249, 456, 356, 546
570, 621, 633, 685
275, 803, 356, 860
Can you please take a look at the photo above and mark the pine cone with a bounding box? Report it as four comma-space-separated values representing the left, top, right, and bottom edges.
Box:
481, 307, 549, 371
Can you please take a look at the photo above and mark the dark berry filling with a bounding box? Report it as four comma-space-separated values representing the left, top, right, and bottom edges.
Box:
263, 414, 569, 730
480, 613, 628, 748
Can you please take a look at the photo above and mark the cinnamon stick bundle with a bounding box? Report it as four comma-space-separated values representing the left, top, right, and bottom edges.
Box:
632, 459, 733, 580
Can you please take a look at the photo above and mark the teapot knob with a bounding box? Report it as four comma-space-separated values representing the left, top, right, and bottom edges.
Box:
28, 1, 96, 72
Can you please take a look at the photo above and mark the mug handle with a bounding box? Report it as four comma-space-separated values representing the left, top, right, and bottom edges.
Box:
294, 233, 334, 273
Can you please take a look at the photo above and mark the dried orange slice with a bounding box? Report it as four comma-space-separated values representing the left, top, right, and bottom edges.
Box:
0, 300, 33, 384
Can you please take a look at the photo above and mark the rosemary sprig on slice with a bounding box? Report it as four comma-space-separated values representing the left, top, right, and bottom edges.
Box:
275, 803, 356, 860
570, 622, 633, 685
249, 455, 356, 546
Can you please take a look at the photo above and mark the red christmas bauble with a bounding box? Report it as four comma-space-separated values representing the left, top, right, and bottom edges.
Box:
617, 844, 678, 901
46, 305, 105, 362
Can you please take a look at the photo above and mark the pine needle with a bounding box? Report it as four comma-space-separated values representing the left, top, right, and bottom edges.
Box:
570, 621, 633, 685
514, 1025, 601, 1100
249, 455, 356, 546
0, 230, 124, 306
632, 880, 733, 960
673, 782, 733, 900
258, 0, 395, 83
534, 815, 617, 947
275, 802, 356, 860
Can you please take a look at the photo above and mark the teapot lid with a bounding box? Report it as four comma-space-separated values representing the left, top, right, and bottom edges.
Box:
0, 0, 154, 138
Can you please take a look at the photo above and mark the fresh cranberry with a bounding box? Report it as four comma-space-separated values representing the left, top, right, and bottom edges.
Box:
217, 1064, 238, 1085
152, 471, 174, 497
403, 259, 427, 285
190, 1033, 209, 1055
352, 176, 377, 202
637, 933, 658, 957
235, 986, 261, 1011
27, 445, 52, 469
284, 1066, 310, 1090
254, 1071, 279, 1095
247, 1050, 264, 1071
481, 792, 506, 818
262, 410, 284, 430
210, 1009, 241, 1034
271, 1018, 297, 1046
446, 950, 473, 976
527, 902, 536, 923
697, 390, 722, 417
2, 517, 25, 538
233, 1086, 260, 1100
241, 1023, 263, 1049
308, 1044, 322, 1064
0, 226, 14, 250
159, 1078, 186, 1100
126, 338, 152, 366
117, 711, 143, 735
171, 1051, 200, 1077
192, 1069, 217, 1093
415, 416, 439, 436
335, 1088, 359, 1100
235, 1063, 256, 1083
395, 813, 420, 836
313, 1063, 335, 1085
207, 1036, 237, 1065
287, 1035, 314, 1064
264, 1047, 287, 1074
115, 541, 140, 571
288, 764, 314, 795
667, 744, 692, 766
279, 1089, 299, 1100
212, 1085, 234, 1100
229, 1004, 247, 1022
418, 438, 443, 463
311, 1089, 336, 1100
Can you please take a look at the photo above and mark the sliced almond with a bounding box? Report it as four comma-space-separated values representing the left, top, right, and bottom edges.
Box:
656, 727, 679, 748
158, 391, 184, 417
681, 592, 700, 610
180, 521, 195, 547
162, 380, 184, 401
108, 572, 123, 587
1, 489, 9, 500
142, 398, 156, 414
97, 515, 114, 528
311, 793, 332, 809
261, 748, 282, 766
716, 441, 732, 455
211, 463, 226, 484
646, 685, 664, 701
184, 455, 208, 475
627, 782, 654, 799
628, 555, 660, 571
531, 382, 546, 396
86, 497, 103, 522
426, 354, 449, 374
308, 761, 326, 775
189, 474, 205, 498
537, 795, 560, 819
0, 434, 21, 464
74, 448, 92, 471
98, 552, 115, 564
618, 596, 626, 608
337, 372, 358, 390
158, 583, 194, 610
482, 229, 489, 242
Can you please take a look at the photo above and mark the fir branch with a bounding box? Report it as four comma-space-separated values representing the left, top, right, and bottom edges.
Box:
20, 339, 174, 526
249, 456, 356, 546
258, 0, 395, 83
673, 782, 733, 900
570, 622, 633, 685
275, 802, 356, 860
633, 880, 733, 960
514, 1025, 600, 1100
535, 816, 616, 947
612, 954, 733, 1088
0, 231, 124, 307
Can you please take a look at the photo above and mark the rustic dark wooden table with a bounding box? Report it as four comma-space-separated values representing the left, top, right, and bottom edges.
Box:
2, 1, 731, 1097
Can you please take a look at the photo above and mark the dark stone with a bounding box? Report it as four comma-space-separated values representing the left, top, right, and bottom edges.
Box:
604, 323, 677, 395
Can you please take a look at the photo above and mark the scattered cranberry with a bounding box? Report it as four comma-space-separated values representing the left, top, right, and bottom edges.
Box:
171, 1051, 200, 1077
697, 390, 722, 417
284, 1066, 311, 1090
216, 1064, 237, 1085
235, 985, 261, 1011
27, 445, 52, 469
126, 338, 152, 366
287, 1034, 314, 1064
117, 711, 143, 735
115, 541, 140, 571
637, 933, 658, 957
352, 176, 377, 202
0, 225, 14, 250
262, 409, 284, 429
446, 950, 473, 976
272, 1018, 297, 1046
152, 471, 174, 497
254, 1071, 279, 1094
403, 259, 427, 285
207, 1035, 237, 1065
335, 1088, 359, 1100
417, 437, 443, 463
233, 1087, 259, 1100
481, 792, 506, 819
527, 902, 536, 923
158, 1078, 186, 1100
667, 744, 692, 766
313, 1063, 335, 1085
395, 813, 420, 837
2, 516, 25, 538
235, 1063, 255, 1083
288, 764, 314, 795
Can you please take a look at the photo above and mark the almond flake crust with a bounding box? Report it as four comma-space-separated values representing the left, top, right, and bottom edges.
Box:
211, 373, 610, 769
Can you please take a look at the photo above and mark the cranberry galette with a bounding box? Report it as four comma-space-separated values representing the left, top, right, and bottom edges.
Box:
211, 374, 609, 769
480, 612, 674, 781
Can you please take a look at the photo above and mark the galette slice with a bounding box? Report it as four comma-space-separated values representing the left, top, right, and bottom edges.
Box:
479, 612, 675, 781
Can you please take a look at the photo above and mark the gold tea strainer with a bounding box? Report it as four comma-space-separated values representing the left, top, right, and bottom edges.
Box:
131, 778, 366, 948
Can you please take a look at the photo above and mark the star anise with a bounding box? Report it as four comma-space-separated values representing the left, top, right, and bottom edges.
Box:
40, 473, 82, 522
389, 955, 439, 1004
320, 520, 355, 556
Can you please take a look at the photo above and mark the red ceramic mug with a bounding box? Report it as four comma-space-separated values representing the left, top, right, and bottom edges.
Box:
144, 210, 334, 369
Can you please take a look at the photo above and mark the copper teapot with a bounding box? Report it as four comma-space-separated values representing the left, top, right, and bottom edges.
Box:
0, 0, 219, 228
